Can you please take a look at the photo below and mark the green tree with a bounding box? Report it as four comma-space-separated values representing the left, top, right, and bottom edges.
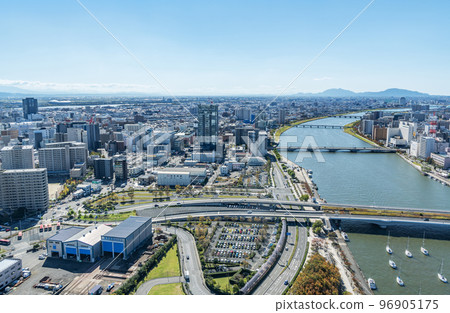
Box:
312, 220, 323, 234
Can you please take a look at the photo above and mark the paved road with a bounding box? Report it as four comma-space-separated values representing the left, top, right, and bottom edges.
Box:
135, 276, 183, 295
272, 161, 296, 202
169, 227, 212, 295
253, 221, 308, 295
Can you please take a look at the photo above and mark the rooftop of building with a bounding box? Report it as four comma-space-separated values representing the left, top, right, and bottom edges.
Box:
102, 216, 151, 239
47, 227, 84, 242
1, 168, 46, 174
1, 145, 33, 151
0, 258, 21, 273
157, 167, 206, 174
66, 224, 112, 246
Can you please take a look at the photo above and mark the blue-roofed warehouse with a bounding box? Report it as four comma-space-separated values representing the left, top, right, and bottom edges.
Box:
101, 216, 152, 259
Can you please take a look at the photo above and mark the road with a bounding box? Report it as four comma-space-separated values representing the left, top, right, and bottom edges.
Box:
253, 220, 308, 295
272, 161, 296, 202
135, 276, 183, 295
134, 225, 211, 295
172, 226, 212, 295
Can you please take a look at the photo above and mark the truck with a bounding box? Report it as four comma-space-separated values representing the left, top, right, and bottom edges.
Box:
88, 284, 103, 295
184, 270, 190, 282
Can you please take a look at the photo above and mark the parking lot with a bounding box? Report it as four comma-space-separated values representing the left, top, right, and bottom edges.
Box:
205, 221, 277, 269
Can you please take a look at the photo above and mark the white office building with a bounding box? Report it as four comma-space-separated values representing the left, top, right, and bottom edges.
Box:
0, 168, 49, 218
0, 145, 34, 169
418, 136, 435, 159
38, 142, 88, 175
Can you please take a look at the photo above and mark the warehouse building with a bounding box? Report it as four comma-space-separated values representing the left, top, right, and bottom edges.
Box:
156, 167, 207, 186
0, 258, 22, 291
47, 224, 112, 262
101, 216, 152, 259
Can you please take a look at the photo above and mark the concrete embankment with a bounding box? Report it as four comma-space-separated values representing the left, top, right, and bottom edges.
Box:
334, 230, 373, 295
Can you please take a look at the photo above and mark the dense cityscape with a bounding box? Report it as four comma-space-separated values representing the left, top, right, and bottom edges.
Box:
2, 2, 450, 312
0, 93, 449, 296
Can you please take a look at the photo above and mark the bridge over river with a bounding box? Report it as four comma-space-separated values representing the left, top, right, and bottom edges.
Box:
277, 146, 397, 153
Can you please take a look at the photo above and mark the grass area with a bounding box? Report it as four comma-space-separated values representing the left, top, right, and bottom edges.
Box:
343, 121, 380, 147
274, 116, 329, 142
145, 244, 181, 281
214, 277, 232, 292
147, 283, 185, 295
323, 206, 450, 220
80, 210, 136, 222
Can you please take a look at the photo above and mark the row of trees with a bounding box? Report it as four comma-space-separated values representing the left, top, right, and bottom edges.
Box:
114, 236, 177, 295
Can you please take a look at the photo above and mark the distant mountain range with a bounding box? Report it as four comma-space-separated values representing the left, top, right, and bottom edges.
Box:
0, 85, 440, 98
293, 88, 432, 98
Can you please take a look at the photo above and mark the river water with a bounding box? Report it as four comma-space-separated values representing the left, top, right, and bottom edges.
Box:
280, 114, 450, 295
279, 114, 450, 211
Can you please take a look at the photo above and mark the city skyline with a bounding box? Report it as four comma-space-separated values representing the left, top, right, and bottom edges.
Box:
1, 1, 450, 95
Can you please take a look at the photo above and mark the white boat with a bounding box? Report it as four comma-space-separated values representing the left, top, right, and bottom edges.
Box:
421, 246, 429, 256
342, 232, 349, 242
386, 231, 393, 254
438, 273, 448, 283
396, 276, 405, 286
421, 232, 429, 256
438, 260, 448, 283
389, 259, 397, 269
368, 278, 377, 290
405, 237, 413, 258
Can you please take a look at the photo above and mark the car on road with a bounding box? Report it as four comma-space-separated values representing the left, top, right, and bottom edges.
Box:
106, 283, 115, 292
38, 254, 46, 260
186, 255, 190, 260
284, 280, 289, 285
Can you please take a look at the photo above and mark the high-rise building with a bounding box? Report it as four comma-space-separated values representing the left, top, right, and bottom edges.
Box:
0, 145, 34, 169
0, 168, 49, 219
22, 98, 38, 119
399, 97, 407, 106
114, 157, 128, 181
94, 158, 114, 180
197, 104, 218, 151
278, 109, 287, 125
38, 142, 88, 175
67, 128, 84, 143
236, 107, 252, 121
418, 136, 435, 159
34, 131, 44, 149
84, 123, 100, 151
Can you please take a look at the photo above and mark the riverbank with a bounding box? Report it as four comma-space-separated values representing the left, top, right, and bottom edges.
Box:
274, 116, 329, 143
343, 120, 381, 147
342, 120, 449, 188
397, 153, 450, 187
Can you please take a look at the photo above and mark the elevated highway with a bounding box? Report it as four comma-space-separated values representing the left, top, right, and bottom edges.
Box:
118, 197, 450, 217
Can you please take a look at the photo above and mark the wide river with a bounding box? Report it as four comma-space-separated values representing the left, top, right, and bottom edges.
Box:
280, 113, 450, 295
280, 114, 449, 211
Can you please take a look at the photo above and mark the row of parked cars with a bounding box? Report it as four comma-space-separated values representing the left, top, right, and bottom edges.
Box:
215, 241, 257, 251
218, 234, 258, 242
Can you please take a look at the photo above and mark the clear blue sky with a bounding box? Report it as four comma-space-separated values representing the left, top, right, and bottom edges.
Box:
0, 0, 449, 95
